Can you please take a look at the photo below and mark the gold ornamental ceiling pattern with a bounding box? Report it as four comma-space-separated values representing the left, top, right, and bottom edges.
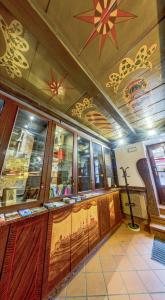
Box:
0, 0, 164, 142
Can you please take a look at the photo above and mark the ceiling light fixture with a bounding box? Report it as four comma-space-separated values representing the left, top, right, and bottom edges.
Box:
146, 118, 153, 129
118, 139, 125, 146
147, 129, 157, 136
118, 130, 123, 138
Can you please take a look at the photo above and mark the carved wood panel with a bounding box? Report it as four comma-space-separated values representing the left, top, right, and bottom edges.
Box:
0, 214, 48, 300
71, 202, 88, 269
0, 225, 9, 286
98, 195, 110, 239
113, 192, 122, 224
107, 194, 116, 229
43, 207, 72, 297
88, 199, 100, 251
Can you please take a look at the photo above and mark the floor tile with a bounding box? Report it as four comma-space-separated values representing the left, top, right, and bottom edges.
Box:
98, 245, 114, 256
130, 294, 152, 300
52, 296, 65, 300
121, 271, 146, 293
48, 225, 162, 300
109, 296, 129, 300
154, 270, 165, 285
135, 244, 153, 256
128, 255, 150, 270
56, 287, 67, 298
66, 274, 86, 297
104, 271, 127, 295
114, 255, 134, 271
111, 245, 125, 255
151, 294, 165, 300
142, 255, 165, 270
65, 297, 88, 300
66, 298, 87, 300
100, 256, 117, 272
121, 244, 138, 255
88, 297, 109, 300
86, 273, 107, 296
85, 256, 102, 273
138, 270, 165, 293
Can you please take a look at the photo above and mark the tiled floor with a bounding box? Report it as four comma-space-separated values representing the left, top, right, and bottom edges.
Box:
51, 223, 165, 300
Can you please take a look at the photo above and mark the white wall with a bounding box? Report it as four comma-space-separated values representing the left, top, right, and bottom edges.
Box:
115, 142, 146, 187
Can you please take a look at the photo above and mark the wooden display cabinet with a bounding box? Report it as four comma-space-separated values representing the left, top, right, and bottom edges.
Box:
71, 202, 88, 269
88, 198, 100, 251
107, 193, 116, 229
0, 92, 122, 300
98, 195, 110, 239
43, 206, 72, 297
107, 192, 122, 229
0, 213, 48, 300
0, 224, 10, 290
113, 191, 123, 224
0, 93, 53, 212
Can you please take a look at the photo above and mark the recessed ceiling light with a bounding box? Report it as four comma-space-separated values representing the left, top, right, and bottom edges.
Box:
145, 117, 153, 129
118, 130, 123, 138
30, 116, 34, 121
148, 129, 157, 136
118, 139, 125, 145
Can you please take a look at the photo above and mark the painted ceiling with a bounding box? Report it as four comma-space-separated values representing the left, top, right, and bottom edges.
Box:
0, 0, 164, 145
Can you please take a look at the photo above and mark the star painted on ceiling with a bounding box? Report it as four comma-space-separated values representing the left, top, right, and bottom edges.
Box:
74, 0, 137, 57
43, 70, 74, 101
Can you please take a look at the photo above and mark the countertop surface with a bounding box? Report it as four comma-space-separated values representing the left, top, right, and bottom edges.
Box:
0, 189, 120, 226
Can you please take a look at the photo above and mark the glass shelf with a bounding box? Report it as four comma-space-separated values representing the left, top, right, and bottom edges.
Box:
49, 126, 74, 198
77, 136, 91, 192
0, 109, 48, 206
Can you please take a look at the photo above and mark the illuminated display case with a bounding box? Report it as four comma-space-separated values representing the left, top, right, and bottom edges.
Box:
49, 126, 73, 198
77, 136, 91, 192
0, 94, 115, 210
0, 108, 48, 207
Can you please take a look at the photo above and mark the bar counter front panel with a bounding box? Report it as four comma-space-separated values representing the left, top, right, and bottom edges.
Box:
0, 190, 122, 300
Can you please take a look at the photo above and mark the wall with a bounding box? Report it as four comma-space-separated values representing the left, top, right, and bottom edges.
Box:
115, 142, 146, 187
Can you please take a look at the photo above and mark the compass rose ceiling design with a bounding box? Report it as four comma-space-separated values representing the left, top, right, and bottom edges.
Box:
42, 70, 74, 102
0, 0, 164, 145
74, 0, 136, 56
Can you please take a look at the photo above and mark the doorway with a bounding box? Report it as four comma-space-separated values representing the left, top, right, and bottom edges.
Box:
147, 142, 165, 204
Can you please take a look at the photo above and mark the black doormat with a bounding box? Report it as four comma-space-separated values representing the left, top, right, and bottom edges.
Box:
151, 236, 165, 266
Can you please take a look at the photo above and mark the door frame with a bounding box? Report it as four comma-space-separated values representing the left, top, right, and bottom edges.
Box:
147, 142, 165, 205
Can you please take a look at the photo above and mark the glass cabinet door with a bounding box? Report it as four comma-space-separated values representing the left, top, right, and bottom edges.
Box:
93, 143, 105, 189
0, 109, 48, 206
50, 126, 73, 198
0, 99, 4, 115
77, 136, 91, 192
104, 147, 114, 188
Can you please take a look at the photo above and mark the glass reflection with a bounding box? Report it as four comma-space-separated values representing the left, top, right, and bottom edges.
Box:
0, 109, 48, 206
50, 126, 73, 197
78, 136, 91, 192
93, 143, 105, 189
104, 147, 114, 187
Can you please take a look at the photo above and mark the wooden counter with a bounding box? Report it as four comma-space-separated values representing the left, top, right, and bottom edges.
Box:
0, 190, 122, 300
